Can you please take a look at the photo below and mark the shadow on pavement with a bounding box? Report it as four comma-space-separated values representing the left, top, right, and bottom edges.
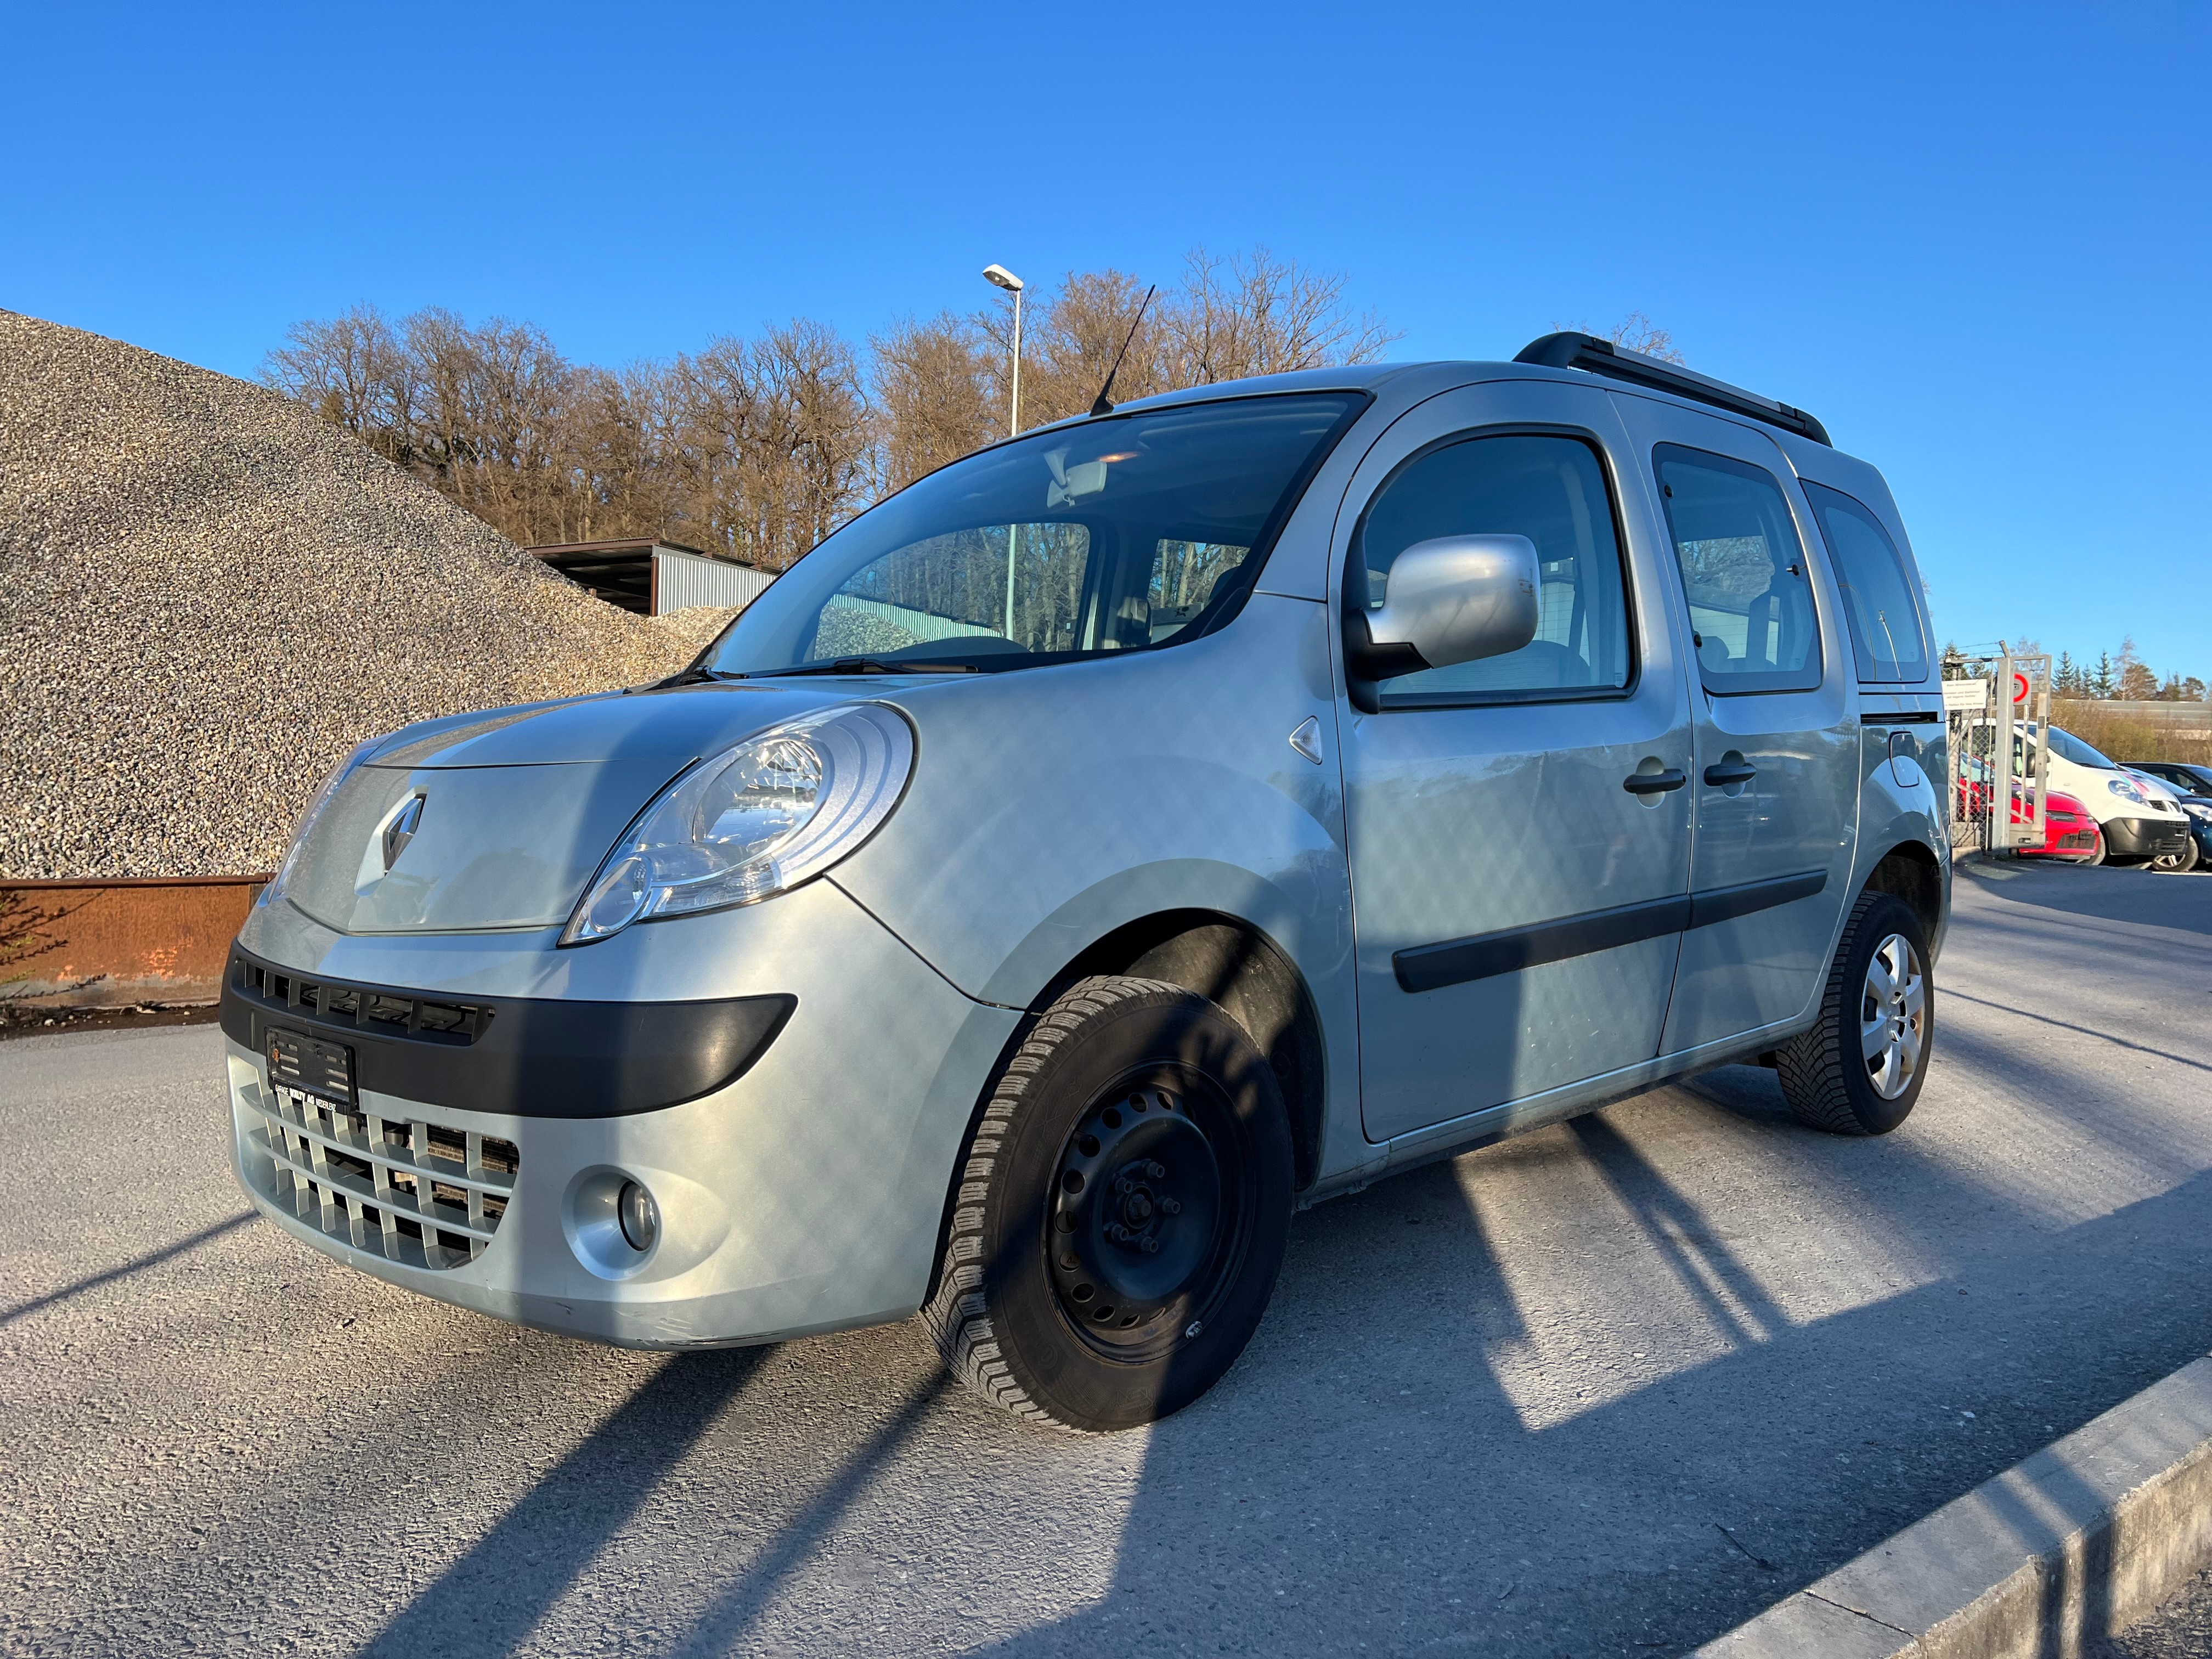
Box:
1960, 860, 2212, 939
945, 1116, 2212, 1657
0, 1210, 255, 1328
360, 1347, 774, 1658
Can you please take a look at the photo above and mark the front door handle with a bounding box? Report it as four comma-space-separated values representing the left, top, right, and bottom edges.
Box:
1623, 768, 1688, 795
1703, 759, 1758, 787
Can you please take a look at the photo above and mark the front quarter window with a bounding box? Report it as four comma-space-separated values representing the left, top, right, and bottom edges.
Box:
701, 393, 1362, 677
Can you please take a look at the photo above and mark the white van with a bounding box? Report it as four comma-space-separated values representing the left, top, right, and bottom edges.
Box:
2024, 724, 2191, 865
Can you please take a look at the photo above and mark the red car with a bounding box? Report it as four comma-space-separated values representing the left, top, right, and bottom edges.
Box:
2015, 790, 2103, 862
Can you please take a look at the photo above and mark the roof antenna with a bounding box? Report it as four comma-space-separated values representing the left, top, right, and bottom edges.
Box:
1090, 285, 1158, 416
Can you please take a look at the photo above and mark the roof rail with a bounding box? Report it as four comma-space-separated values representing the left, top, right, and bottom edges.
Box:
1513, 332, 1831, 447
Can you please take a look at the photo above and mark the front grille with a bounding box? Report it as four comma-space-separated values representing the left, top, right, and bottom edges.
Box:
232, 955, 493, 1043
240, 1082, 519, 1270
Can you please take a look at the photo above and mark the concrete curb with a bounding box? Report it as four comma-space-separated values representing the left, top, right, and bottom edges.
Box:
1696, 1355, 2212, 1658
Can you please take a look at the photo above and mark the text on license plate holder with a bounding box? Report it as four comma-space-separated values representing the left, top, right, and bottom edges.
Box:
266, 1027, 356, 1105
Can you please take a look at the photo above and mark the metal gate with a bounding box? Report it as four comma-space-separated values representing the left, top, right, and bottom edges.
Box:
1944, 653, 2052, 856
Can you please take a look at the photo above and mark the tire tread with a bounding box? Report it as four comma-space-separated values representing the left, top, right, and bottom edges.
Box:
919, 975, 1188, 1431
1775, 888, 1920, 1136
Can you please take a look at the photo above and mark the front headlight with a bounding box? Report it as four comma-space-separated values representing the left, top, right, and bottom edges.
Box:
561, 703, 914, 946
2185, 802, 2212, 823
2107, 778, 2145, 803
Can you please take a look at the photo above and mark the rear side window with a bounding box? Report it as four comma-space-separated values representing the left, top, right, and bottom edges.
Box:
1654, 445, 1821, 695
1801, 481, 1929, 682
1356, 433, 1633, 704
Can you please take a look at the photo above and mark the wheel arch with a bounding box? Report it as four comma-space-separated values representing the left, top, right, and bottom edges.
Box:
1041, 909, 1328, 1195
918, 909, 1329, 1313
1861, 840, 1945, 950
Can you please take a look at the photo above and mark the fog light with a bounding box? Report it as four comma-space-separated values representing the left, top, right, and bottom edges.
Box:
617, 1181, 659, 1252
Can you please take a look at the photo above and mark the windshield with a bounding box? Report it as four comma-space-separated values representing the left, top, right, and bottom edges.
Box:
2041, 725, 2118, 769
698, 393, 1362, 676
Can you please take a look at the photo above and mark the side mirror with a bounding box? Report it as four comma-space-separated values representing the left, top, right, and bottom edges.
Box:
1346, 534, 1540, 707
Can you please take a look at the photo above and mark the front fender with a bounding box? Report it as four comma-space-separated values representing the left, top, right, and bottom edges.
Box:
838, 596, 1351, 1009
833, 597, 1368, 1179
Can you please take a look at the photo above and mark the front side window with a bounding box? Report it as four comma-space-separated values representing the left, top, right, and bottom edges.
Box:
700, 393, 1361, 676
1355, 433, 1633, 704
1654, 444, 1821, 694
1801, 481, 1929, 682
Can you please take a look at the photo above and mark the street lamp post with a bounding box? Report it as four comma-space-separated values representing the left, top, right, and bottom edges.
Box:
983, 263, 1024, 437
983, 263, 1025, 640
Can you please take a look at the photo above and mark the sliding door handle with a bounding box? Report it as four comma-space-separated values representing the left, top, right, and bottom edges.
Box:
1703, 760, 1758, 787
1622, 768, 1688, 795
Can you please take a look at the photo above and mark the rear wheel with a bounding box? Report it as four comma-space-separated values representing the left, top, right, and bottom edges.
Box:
1776, 890, 1932, 1136
922, 976, 1294, 1431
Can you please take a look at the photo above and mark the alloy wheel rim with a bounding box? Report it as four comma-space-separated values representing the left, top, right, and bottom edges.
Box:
1859, 932, 1926, 1101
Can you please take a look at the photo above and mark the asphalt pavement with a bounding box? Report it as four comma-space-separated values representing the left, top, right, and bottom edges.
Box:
4, 858, 2209, 1658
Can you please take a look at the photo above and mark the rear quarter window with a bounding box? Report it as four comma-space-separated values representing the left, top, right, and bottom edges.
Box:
1800, 481, 1930, 683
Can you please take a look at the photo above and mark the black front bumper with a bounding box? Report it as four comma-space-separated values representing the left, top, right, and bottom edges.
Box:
220, 946, 794, 1118
2101, 816, 2192, 860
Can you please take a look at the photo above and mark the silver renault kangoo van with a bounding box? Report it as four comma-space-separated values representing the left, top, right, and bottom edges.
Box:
223, 334, 1949, 1429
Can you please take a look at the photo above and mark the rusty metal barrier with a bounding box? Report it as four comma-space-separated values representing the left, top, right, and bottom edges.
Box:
1, 876, 269, 1009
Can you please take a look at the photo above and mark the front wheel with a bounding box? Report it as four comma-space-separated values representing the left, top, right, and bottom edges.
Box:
2151, 835, 2200, 874
1776, 890, 1933, 1136
922, 977, 1295, 1431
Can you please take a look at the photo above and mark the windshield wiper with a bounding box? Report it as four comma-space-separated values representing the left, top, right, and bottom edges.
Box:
756, 657, 984, 678
645, 664, 745, 690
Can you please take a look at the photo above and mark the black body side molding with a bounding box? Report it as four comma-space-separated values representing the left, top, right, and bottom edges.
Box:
1394, 893, 1692, 994
1685, 868, 1828, 930
1393, 869, 1830, 995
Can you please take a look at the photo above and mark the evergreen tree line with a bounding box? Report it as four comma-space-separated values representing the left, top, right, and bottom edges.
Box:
2050, 642, 2206, 702
1942, 636, 2207, 703
260, 248, 1400, 571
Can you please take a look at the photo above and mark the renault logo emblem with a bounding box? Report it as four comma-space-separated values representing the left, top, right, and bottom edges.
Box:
381, 794, 426, 871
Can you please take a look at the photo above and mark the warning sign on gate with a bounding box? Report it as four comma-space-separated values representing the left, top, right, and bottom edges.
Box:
2012, 672, 2030, 706
1943, 678, 1991, 712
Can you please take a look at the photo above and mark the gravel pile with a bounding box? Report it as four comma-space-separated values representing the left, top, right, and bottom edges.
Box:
0, 311, 719, 880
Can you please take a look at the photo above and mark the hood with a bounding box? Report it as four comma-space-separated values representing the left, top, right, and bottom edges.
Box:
285, 682, 868, 934
365, 681, 856, 767
2124, 770, 2183, 808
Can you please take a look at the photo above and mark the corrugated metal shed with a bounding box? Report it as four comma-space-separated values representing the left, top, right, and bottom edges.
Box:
526, 538, 773, 617
651, 546, 774, 613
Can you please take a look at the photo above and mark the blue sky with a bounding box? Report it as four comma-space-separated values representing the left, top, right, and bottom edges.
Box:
7, 2, 2206, 682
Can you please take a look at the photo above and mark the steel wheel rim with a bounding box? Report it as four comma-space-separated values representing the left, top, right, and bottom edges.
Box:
1859, 932, 1926, 1101
1045, 1065, 1249, 1361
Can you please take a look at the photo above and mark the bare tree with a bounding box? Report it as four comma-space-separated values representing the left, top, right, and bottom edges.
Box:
984, 267, 1170, 430
2116, 635, 2159, 701
871, 311, 996, 492
675, 321, 872, 570
265, 245, 1404, 572
1607, 312, 1684, 363
262, 302, 406, 448
978, 249, 1397, 433
1162, 246, 1397, 386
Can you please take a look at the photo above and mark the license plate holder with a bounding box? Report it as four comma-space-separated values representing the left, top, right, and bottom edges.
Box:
266, 1026, 356, 1107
